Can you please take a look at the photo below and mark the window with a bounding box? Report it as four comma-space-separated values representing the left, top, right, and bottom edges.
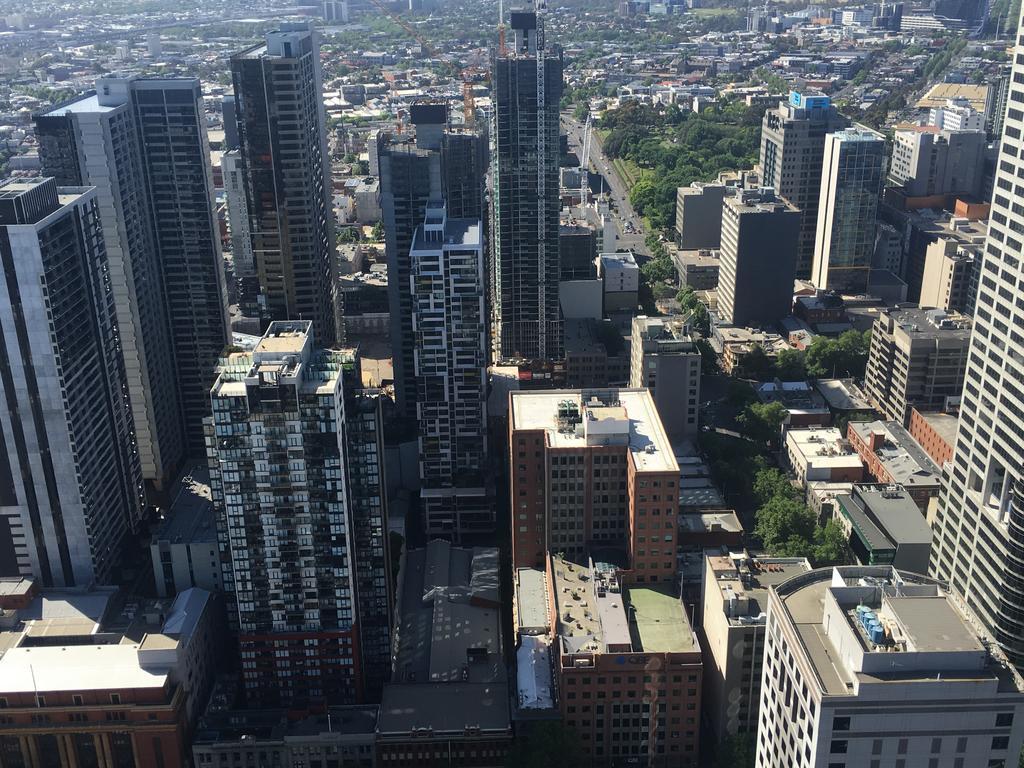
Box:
996, 712, 1014, 727
992, 736, 1010, 751
830, 741, 848, 754
833, 716, 850, 731
110, 693, 121, 705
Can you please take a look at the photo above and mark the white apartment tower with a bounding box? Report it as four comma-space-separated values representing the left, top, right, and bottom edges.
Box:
931, 8, 1024, 670
756, 565, 1024, 768
409, 203, 489, 538
0, 179, 145, 587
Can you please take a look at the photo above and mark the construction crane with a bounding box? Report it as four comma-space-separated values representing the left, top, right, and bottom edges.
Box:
579, 112, 592, 211
364, 0, 438, 57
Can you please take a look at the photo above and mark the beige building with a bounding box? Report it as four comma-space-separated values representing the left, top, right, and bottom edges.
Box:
785, 427, 865, 488
863, 307, 971, 424
756, 565, 1024, 768
918, 220, 984, 314
700, 552, 811, 742
630, 316, 702, 439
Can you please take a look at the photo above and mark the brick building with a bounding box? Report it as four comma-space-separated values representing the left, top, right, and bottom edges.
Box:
907, 408, 957, 467
846, 420, 941, 511
509, 389, 679, 584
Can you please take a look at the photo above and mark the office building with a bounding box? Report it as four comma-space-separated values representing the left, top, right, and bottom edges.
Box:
930, 97, 986, 131
785, 427, 865, 488
629, 315, 702, 439
888, 126, 985, 199
531, 553, 703, 765
492, 9, 563, 362
701, 552, 811, 742
760, 92, 850, 279
918, 230, 982, 314
231, 27, 337, 344
718, 189, 800, 326
863, 307, 971, 424
811, 126, 885, 294
509, 389, 679, 583
675, 182, 726, 249
846, 420, 942, 511
376, 105, 486, 417
560, 223, 598, 280
673, 248, 720, 291
206, 321, 359, 707
409, 204, 490, 539
36, 76, 229, 470
755, 565, 1024, 768
0, 586, 221, 768
832, 484, 932, 572
379, 540, 511, 765
930, 17, 1024, 668
0, 178, 144, 587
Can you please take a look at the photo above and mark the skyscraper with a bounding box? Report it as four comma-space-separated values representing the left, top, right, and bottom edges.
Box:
231, 27, 337, 344
206, 321, 359, 706
35, 77, 230, 484
811, 126, 885, 295
760, 92, 849, 280
409, 203, 489, 538
0, 178, 144, 586
931, 12, 1024, 668
377, 104, 486, 418
492, 9, 563, 362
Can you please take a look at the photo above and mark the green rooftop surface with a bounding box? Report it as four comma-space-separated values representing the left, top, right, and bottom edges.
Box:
627, 585, 694, 653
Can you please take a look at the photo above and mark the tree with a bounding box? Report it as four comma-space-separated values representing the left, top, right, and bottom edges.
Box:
774, 348, 807, 381
804, 330, 871, 379
755, 494, 817, 553
714, 732, 756, 768
695, 338, 719, 373
734, 346, 773, 381
813, 519, 852, 566
737, 400, 788, 446
753, 468, 798, 506
504, 722, 586, 768
573, 101, 590, 122
370, 220, 384, 241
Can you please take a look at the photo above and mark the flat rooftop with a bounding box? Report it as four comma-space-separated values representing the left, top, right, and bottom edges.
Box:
516, 568, 549, 632
916, 82, 988, 111
154, 465, 215, 545
706, 552, 811, 624
788, 427, 863, 468
915, 411, 958, 447
885, 307, 971, 342
628, 585, 695, 653
816, 378, 872, 411
510, 389, 678, 474
838, 484, 931, 548
41, 93, 117, 115
410, 217, 482, 251
0, 645, 168, 693
379, 682, 510, 735
849, 421, 941, 488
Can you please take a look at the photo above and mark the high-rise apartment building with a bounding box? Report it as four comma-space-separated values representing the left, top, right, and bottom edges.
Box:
344, 390, 393, 702
206, 321, 358, 706
756, 565, 1024, 768
629, 315, 701, 439
492, 9, 563, 362
376, 104, 486, 417
409, 204, 490, 539
863, 307, 971, 424
509, 389, 679, 583
931, 15, 1024, 669
36, 76, 229, 474
231, 27, 337, 344
718, 188, 800, 326
222, 149, 257, 314
811, 126, 885, 295
760, 92, 850, 279
0, 178, 144, 586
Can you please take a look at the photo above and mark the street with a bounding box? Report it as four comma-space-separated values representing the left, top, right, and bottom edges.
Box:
562, 111, 649, 257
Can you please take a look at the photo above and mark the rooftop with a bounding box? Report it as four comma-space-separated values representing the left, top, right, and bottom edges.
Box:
393, 540, 502, 685
510, 389, 678, 474
756, 381, 829, 414
837, 484, 931, 551
410, 217, 482, 251
549, 555, 696, 656
41, 92, 117, 116
915, 82, 988, 111
0, 645, 168, 694
849, 420, 941, 488
915, 411, 959, 447
706, 551, 811, 625
195, 705, 379, 745
815, 378, 873, 412
516, 568, 549, 633
378, 682, 510, 735
787, 427, 863, 469
153, 465, 215, 545
881, 307, 971, 343
679, 510, 742, 535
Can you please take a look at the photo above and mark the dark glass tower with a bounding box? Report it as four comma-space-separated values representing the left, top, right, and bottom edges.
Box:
231, 26, 337, 345
491, 9, 563, 362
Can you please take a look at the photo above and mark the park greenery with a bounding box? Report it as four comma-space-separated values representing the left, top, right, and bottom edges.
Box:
736, 401, 788, 447
753, 468, 851, 566
600, 100, 765, 233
